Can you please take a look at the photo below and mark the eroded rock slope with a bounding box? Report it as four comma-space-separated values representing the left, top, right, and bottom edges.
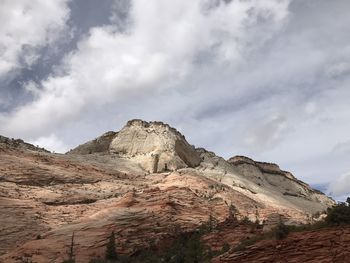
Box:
0, 120, 335, 262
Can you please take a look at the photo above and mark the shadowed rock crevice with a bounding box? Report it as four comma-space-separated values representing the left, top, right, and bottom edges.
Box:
67, 131, 117, 155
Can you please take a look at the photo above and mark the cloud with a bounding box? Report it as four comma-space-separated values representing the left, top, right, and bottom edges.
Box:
0, 0, 291, 138
0, 0, 70, 77
326, 62, 350, 79
244, 115, 288, 151
1, 0, 350, 190
328, 172, 350, 198
29, 134, 68, 153
331, 141, 350, 156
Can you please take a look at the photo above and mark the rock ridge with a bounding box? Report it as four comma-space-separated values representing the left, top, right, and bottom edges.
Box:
228, 155, 296, 180
0, 135, 49, 153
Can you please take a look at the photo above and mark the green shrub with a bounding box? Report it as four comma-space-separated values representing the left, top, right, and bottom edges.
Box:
221, 243, 230, 254
274, 222, 289, 240
325, 198, 350, 225
105, 231, 118, 261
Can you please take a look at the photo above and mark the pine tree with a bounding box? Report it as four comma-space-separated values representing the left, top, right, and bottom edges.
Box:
105, 231, 118, 261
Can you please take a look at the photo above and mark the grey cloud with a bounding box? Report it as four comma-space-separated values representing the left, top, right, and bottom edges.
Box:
1, 0, 350, 195
326, 62, 350, 79
328, 172, 350, 198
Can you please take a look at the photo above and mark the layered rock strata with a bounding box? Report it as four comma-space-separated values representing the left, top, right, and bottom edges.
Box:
0, 120, 336, 262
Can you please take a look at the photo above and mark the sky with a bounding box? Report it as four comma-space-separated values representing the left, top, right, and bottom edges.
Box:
0, 0, 349, 199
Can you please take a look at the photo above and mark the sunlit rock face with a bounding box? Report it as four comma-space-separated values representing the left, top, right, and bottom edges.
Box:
226, 155, 335, 213
0, 119, 337, 262
109, 119, 201, 172
68, 120, 201, 173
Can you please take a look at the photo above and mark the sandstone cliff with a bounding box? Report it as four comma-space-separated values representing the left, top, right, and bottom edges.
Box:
0, 120, 336, 262
109, 120, 201, 172
66, 120, 334, 219
68, 119, 201, 172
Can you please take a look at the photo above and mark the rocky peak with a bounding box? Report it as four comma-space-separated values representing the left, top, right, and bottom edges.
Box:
110, 120, 201, 172
124, 119, 188, 141
68, 120, 201, 173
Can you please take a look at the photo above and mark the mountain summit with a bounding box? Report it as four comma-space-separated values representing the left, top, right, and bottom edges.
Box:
69, 119, 201, 172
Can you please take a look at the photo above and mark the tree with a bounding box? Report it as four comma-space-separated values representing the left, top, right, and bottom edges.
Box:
325, 198, 350, 225
221, 243, 230, 254
228, 204, 238, 222
63, 233, 75, 263
206, 214, 218, 232
163, 231, 211, 263
274, 221, 289, 240
105, 231, 118, 261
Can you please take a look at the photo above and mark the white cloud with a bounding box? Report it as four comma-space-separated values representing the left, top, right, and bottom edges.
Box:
328, 172, 350, 198
244, 115, 288, 151
29, 134, 68, 153
0, 0, 291, 138
0, 0, 70, 77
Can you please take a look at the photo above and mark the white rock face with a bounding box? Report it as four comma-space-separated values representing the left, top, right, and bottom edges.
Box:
67, 119, 335, 218
109, 120, 201, 172
194, 151, 335, 218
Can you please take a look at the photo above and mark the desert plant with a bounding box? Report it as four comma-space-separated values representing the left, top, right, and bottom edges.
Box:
274, 221, 289, 240
163, 231, 212, 263
228, 204, 238, 221
105, 231, 118, 261
221, 243, 230, 254
325, 197, 350, 225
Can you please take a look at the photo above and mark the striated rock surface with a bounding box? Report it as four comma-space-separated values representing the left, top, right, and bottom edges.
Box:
0, 144, 253, 262
229, 155, 297, 180
214, 226, 350, 263
0, 120, 337, 262
226, 155, 334, 216
194, 149, 334, 224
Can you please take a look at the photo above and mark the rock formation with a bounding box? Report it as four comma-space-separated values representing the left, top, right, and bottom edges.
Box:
67, 131, 117, 155
214, 226, 350, 263
65, 119, 335, 219
68, 119, 201, 172
0, 135, 49, 153
0, 119, 336, 262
